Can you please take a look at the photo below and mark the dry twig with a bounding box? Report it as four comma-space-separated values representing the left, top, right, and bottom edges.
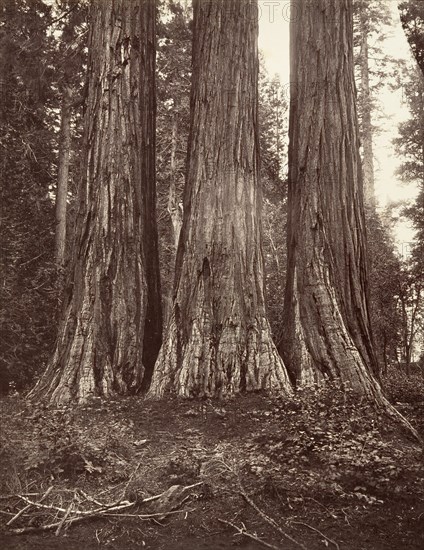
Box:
291, 521, 340, 550
0, 492, 40, 500
239, 489, 308, 550
219, 518, 282, 550
55, 498, 74, 536
17, 494, 135, 516
9, 509, 101, 535
104, 508, 195, 519
7, 486, 53, 527
5, 480, 203, 536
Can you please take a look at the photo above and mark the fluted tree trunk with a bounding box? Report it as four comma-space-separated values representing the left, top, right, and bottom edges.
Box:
149, 0, 292, 398
280, 0, 381, 397
29, 0, 162, 403
280, 2, 420, 441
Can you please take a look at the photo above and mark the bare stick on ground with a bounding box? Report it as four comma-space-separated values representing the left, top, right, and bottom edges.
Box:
6, 482, 203, 536
291, 520, 340, 550
218, 518, 283, 550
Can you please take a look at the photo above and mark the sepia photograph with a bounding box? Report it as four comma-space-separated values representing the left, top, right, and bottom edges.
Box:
0, 0, 423, 548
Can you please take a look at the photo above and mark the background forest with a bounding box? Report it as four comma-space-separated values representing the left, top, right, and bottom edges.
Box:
0, 1, 424, 549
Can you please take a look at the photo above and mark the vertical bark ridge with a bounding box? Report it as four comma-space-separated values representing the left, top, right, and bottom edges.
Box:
280, 0, 380, 396
149, 0, 292, 398
29, 0, 161, 404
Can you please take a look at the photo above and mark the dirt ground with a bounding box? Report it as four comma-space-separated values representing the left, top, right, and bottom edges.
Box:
1, 376, 423, 550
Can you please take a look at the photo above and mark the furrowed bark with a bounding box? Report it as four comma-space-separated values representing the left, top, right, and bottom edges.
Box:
149, 0, 292, 398
280, 0, 380, 395
280, 0, 421, 440
29, 0, 162, 403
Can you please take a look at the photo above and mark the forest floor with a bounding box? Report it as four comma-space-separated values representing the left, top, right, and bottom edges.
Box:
0, 369, 423, 550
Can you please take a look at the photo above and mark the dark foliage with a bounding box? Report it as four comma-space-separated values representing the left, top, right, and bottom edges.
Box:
0, 0, 58, 392
399, 0, 424, 75
0, 0, 88, 394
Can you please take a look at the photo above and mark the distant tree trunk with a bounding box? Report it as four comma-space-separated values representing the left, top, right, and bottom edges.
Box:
280, 0, 381, 396
382, 336, 388, 375
167, 100, 183, 251
29, 0, 162, 403
149, 0, 292, 398
163, 101, 183, 326
359, 11, 376, 209
55, 86, 72, 267
397, 281, 422, 375
399, 295, 410, 372
405, 286, 422, 374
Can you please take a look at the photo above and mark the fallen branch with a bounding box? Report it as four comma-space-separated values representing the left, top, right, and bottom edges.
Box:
306, 497, 338, 519
76, 489, 103, 507
9, 509, 100, 535
140, 481, 203, 505
219, 518, 282, 550
290, 521, 340, 550
210, 458, 307, 550
7, 481, 203, 535
239, 489, 307, 550
0, 493, 40, 500
6, 504, 31, 526
55, 499, 74, 536
104, 508, 195, 519
17, 494, 135, 516
8, 486, 53, 527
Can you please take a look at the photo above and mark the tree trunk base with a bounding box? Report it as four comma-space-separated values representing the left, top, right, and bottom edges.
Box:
27, 305, 144, 405
149, 311, 292, 398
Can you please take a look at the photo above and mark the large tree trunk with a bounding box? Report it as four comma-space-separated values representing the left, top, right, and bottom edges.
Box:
279, 0, 380, 396
29, 0, 162, 403
149, 0, 292, 398
55, 86, 72, 267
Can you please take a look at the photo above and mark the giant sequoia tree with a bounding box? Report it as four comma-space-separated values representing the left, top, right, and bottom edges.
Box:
29, 0, 162, 403
280, 0, 383, 395
149, 0, 292, 397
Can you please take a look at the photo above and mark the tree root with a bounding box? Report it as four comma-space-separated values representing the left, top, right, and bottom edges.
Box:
381, 395, 422, 444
